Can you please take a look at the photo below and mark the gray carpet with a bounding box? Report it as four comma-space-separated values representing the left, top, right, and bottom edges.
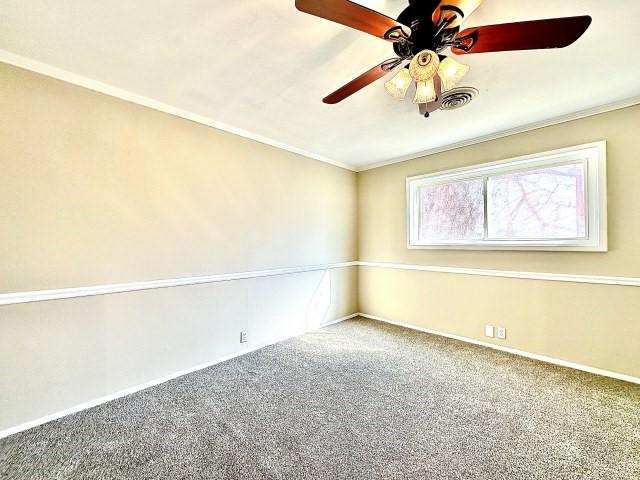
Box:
1, 318, 639, 479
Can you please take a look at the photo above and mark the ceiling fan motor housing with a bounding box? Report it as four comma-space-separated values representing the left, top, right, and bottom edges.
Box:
394, 1, 461, 58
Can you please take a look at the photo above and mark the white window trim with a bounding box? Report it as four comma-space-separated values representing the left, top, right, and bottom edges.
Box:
406, 141, 607, 251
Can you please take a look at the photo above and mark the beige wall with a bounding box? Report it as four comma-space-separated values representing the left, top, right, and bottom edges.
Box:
359, 105, 640, 275
0, 64, 358, 430
2, 61, 639, 432
358, 105, 640, 378
0, 64, 357, 293
1, 267, 358, 429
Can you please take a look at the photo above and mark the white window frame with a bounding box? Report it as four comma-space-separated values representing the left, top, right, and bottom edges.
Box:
406, 141, 607, 251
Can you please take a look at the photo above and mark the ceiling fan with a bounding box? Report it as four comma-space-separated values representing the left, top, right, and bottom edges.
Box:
295, 0, 592, 116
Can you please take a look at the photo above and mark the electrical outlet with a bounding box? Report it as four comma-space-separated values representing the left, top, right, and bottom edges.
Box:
240, 331, 248, 343
484, 325, 495, 338
497, 327, 506, 340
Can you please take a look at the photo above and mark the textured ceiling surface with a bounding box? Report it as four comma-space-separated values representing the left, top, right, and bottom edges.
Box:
1, 0, 640, 169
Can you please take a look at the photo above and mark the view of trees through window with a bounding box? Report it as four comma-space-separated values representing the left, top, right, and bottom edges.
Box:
418, 179, 484, 241
487, 163, 586, 239
414, 162, 588, 244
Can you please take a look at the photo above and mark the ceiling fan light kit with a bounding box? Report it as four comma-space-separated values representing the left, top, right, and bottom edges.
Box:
409, 50, 440, 82
438, 56, 471, 92
405, 49, 443, 104
384, 68, 413, 99
295, 0, 592, 118
384, 48, 469, 104
413, 78, 437, 104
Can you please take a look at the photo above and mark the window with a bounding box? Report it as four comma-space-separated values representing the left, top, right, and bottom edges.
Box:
407, 142, 607, 251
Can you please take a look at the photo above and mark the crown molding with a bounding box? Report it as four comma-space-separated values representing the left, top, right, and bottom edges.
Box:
357, 96, 640, 171
0, 50, 355, 172
2, 50, 639, 174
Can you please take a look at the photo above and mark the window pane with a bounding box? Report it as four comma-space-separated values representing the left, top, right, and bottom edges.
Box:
418, 179, 485, 242
487, 163, 586, 240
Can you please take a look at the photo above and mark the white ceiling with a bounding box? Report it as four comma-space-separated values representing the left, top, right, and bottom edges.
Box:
1, 0, 639, 170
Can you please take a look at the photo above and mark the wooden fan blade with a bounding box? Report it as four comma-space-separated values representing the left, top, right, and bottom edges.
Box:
432, 0, 483, 28
323, 59, 397, 104
296, 0, 410, 42
452, 16, 592, 54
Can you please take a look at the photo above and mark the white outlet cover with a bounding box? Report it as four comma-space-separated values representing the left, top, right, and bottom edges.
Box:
485, 325, 495, 338
497, 327, 507, 339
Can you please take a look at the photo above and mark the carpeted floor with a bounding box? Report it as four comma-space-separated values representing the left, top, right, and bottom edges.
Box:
1, 318, 639, 479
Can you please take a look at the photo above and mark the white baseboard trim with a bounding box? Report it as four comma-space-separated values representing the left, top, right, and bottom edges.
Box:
357, 313, 640, 385
318, 313, 359, 328
0, 312, 357, 439
0, 261, 358, 306
2, 310, 635, 437
358, 261, 640, 287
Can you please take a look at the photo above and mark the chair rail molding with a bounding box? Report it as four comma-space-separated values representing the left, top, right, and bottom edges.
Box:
1, 261, 638, 307
358, 261, 640, 287
0, 262, 358, 306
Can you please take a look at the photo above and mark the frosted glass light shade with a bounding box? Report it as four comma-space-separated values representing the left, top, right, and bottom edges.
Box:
409, 50, 440, 82
438, 57, 470, 91
413, 78, 437, 104
384, 68, 412, 99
